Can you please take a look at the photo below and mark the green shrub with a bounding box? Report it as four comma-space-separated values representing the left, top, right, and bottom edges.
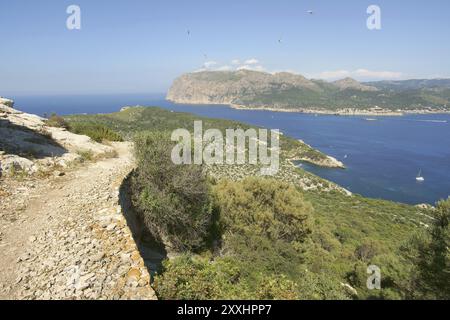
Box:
256, 275, 299, 300
151, 177, 346, 301
154, 255, 245, 300
404, 198, 450, 299
154, 255, 307, 300
69, 122, 123, 142
46, 113, 70, 129
214, 177, 313, 245
131, 132, 213, 251
354, 240, 382, 261
76, 149, 94, 162
154, 254, 348, 300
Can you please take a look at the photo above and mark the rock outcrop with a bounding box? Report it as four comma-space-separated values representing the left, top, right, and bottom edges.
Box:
0, 97, 14, 108
303, 155, 345, 169
0, 98, 114, 176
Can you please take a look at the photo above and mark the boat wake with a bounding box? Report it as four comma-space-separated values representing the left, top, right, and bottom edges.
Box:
416, 120, 448, 123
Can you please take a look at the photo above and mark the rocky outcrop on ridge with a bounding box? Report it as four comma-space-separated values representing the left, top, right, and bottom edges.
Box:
0, 98, 113, 176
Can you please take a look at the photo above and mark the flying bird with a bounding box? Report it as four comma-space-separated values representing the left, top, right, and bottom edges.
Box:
307, 10, 314, 15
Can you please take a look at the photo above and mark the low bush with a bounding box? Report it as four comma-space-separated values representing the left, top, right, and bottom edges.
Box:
76, 149, 94, 163
154, 255, 308, 300
46, 113, 70, 129
213, 177, 313, 246
154, 254, 348, 300
153, 178, 338, 300
68, 122, 123, 142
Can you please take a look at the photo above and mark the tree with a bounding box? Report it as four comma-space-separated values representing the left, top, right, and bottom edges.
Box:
417, 199, 450, 298
406, 198, 450, 299
131, 132, 213, 251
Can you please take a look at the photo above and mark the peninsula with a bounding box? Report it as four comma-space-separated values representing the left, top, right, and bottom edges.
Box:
167, 70, 450, 115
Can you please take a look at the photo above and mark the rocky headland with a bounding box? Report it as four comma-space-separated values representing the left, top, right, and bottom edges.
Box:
167, 70, 450, 115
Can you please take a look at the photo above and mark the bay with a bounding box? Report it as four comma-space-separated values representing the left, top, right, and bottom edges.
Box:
12, 93, 450, 205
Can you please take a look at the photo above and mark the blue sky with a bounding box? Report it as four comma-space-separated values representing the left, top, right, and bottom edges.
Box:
1, 0, 450, 95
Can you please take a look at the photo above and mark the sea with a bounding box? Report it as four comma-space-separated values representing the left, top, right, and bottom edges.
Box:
11, 93, 450, 205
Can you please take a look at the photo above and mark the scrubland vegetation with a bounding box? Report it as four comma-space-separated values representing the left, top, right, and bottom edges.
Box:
47, 113, 123, 142
65, 106, 327, 163
65, 107, 449, 300
69, 122, 123, 143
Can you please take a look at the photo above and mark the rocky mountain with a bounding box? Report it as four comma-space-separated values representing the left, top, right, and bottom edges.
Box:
167, 70, 321, 105
167, 71, 450, 114
366, 78, 450, 91
333, 77, 378, 92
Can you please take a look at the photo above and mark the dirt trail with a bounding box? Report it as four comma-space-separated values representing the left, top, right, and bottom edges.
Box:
0, 142, 156, 300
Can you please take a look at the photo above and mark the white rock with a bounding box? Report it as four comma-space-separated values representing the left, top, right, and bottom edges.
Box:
0, 156, 36, 175
106, 223, 116, 231
0, 97, 14, 108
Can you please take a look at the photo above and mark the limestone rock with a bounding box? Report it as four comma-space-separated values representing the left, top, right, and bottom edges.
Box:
0, 97, 14, 108
0, 96, 116, 177
0, 155, 36, 175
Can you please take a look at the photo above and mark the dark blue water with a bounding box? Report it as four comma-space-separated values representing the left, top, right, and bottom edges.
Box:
12, 94, 450, 205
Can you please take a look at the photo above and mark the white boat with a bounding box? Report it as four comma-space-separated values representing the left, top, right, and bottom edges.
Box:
416, 170, 425, 182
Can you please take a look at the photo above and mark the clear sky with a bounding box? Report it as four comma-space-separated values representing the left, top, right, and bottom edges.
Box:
1, 0, 450, 95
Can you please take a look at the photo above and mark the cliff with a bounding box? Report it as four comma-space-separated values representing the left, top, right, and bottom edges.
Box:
0, 98, 115, 176
167, 71, 450, 114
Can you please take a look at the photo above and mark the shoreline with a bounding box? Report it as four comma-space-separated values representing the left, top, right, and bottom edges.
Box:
229, 104, 450, 116
167, 98, 450, 117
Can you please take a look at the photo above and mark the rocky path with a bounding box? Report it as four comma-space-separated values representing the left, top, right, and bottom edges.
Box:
0, 142, 156, 300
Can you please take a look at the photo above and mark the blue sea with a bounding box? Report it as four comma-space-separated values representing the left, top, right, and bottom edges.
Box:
12, 93, 450, 205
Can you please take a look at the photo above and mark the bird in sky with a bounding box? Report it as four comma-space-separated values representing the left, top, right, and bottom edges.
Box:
307, 10, 314, 15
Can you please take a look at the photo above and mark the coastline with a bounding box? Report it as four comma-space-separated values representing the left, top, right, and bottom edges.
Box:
230, 104, 405, 116
166, 98, 450, 116
289, 139, 346, 169
230, 103, 450, 116
289, 157, 345, 170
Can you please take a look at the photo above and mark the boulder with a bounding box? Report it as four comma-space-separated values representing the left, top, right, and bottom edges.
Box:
0, 97, 14, 108
0, 155, 36, 176
415, 203, 435, 210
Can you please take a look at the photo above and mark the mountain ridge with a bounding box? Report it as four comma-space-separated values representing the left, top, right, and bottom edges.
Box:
167, 70, 450, 115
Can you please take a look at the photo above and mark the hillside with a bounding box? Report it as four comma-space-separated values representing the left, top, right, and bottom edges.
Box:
65, 106, 344, 170
167, 71, 450, 115
65, 106, 444, 300
2, 98, 445, 300
0, 98, 156, 300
